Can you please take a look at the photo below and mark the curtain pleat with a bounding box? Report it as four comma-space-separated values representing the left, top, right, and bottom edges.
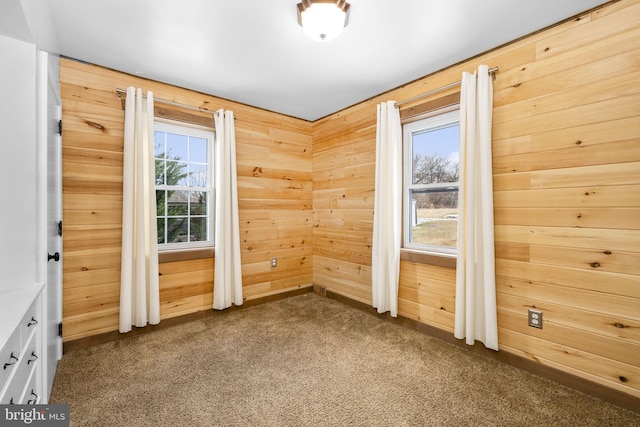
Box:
454, 65, 499, 351
213, 109, 243, 310
120, 87, 160, 333
372, 101, 402, 317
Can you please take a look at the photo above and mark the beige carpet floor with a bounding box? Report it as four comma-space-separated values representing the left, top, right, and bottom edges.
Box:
50, 293, 640, 426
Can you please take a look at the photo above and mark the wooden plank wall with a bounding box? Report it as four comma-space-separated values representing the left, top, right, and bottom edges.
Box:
61, 59, 313, 341
313, 0, 640, 398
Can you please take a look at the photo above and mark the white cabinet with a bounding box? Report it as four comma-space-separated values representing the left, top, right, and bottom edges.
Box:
0, 284, 45, 404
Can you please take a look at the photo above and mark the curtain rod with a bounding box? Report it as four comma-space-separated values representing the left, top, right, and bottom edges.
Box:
115, 87, 215, 115
395, 66, 498, 108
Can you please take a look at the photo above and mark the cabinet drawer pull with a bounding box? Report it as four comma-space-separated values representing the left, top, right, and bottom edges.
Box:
27, 390, 38, 405
27, 317, 38, 327
3, 352, 19, 370
27, 351, 39, 364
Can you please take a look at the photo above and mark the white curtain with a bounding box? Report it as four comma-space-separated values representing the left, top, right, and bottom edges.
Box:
120, 87, 160, 333
454, 65, 499, 351
213, 109, 243, 310
372, 101, 402, 317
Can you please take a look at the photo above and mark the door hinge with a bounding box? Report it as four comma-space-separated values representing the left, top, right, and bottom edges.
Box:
58, 322, 63, 338
58, 221, 63, 237
58, 120, 62, 136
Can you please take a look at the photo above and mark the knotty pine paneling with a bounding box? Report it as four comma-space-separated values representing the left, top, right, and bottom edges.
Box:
61, 59, 313, 341
312, 0, 640, 398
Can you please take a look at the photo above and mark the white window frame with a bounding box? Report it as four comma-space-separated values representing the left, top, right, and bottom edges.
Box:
402, 108, 460, 256
154, 120, 215, 251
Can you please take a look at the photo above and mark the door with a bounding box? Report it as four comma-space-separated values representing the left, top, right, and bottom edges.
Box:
38, 51, 63, 400
46, 89, 62, 395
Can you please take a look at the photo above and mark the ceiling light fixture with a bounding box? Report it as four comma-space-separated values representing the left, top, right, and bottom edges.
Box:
297, 0, 351, 42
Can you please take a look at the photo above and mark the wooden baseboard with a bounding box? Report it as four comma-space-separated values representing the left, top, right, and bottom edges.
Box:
318, 287, 640, 415
63, 286, 313, 353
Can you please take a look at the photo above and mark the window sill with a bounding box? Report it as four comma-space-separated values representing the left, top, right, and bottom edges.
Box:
158, 247, 215, 263
400, 249, 456, 269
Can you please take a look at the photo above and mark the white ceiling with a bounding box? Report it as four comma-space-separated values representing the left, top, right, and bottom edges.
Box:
6, 0, 611, 121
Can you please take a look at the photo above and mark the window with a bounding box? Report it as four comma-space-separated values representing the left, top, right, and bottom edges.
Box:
154, 121, 215, 250
403, 109, 459, 256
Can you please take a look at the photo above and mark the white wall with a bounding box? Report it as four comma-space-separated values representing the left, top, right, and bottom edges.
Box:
0, 34, 37, 289
18, 0, 59, 53
0, 0, 58, 53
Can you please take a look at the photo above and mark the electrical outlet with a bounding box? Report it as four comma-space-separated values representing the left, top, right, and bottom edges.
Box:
271, 257, 277, 267
528, 308, 543, 329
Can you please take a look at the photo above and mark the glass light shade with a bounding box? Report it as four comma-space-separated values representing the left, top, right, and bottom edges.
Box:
300, 3, 348, 42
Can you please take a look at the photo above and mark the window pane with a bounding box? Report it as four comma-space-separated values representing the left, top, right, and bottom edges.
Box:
412, 124, 459, 184
166, 160, 188, 186
166, 132, 188, 160
190, 137, 207, 163
167, 217, 188, 243
188, 163, 207, 187
409, 188, 458, 248
157, 218, 166, 244
155, 160, 165, 185
156, 190, 166, 216
154, 131, 165, 158
190, 217, 207, 242
190, 191, 207, 215
167, 190, 189, 216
